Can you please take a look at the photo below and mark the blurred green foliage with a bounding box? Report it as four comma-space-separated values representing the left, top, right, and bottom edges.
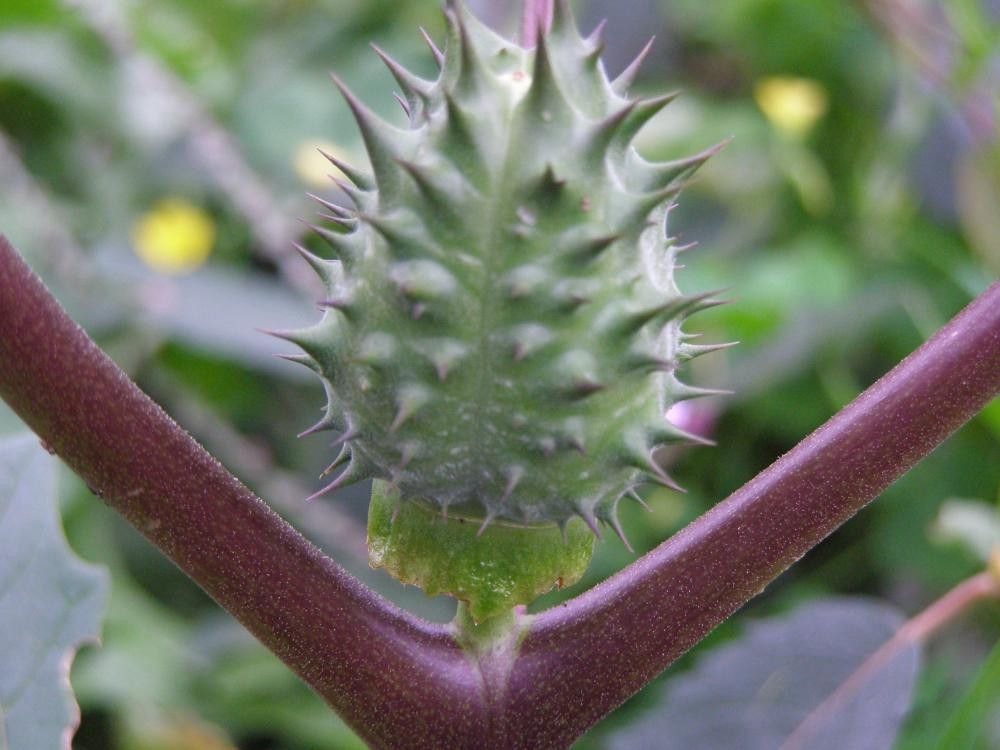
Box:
0, 0, 998, 747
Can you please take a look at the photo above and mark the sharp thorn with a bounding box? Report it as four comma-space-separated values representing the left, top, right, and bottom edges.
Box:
667, 426, 717, 447
256, 326, 308, 348
419, 26, 445, 68
649, 464, 686, 493
320, 444, 351, 476
331, 177, 366, 208
671, 380, 734, 402
578, 508, 603, 540
307, 192, 352, 218
678, 340, 740, 360
317, 213, 356, 230
586, 18, 608, 47
305, 461, 360, 502
392, 444, 415, 475
477, 510, 498, 538
627, 488, 651, 511
331, 428, 359, 448
641, 137, 732, 192
291, 242, 338, 281
317, 148, 374, 191
329, 73, 407, 190
393, 92, 411, 116
275, 352, 320, 374
370, 42, 433, 96
389, 386, 430, 433
613, 36, 655, 96
499, 466, 524, 506
607, 513, 634, 553
299, 218, 353, 250
297, 416, 332, 439
389, 406, 410, 433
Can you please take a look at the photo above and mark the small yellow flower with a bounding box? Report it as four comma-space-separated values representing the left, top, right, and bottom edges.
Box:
754, 76, 828, 136
133, 198, 215, 275
294, 138, 351, 187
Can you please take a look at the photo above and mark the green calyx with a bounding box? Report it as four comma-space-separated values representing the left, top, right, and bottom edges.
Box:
368, 480, 593, 621
275, 0, 731, 612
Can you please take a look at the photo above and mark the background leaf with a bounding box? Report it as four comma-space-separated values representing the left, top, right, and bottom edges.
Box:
0, 433, 109, 750
931, 637, 1000, 750
1, 0, 998, 745
608, 598, 920, 750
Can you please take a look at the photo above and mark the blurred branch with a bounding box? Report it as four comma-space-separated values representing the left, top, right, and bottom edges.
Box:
504, 279, 1000, 748
858, 0, 997, 144
783, 571, 1000, 750
62, 0, 319, 296
145, 369, 369, 562
0, 237, 483, 749
0, 129, 94, 286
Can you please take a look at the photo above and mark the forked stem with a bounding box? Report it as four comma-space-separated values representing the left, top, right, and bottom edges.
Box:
1, 230, 998, 750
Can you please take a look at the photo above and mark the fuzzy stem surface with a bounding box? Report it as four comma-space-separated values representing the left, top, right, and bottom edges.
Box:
0, 236, 482, 750
503, 279, 1000, 748
3, 232, 1000, 749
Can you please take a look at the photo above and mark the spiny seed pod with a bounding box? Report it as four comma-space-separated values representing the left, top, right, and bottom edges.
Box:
276, 0, 731, 619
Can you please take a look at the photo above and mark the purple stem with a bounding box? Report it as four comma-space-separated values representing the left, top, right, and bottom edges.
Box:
501, 279, 1000, 747
520, 0, 553, 47
2, 229, 999, 750
0, 236, 483, 749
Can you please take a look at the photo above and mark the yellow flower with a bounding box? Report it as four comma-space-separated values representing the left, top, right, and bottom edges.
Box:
754, 76, 828, 136
133, 198, 215, 275
293, 138, 352, 187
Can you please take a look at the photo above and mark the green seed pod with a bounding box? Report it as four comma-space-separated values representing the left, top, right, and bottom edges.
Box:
278, 0, 729, 619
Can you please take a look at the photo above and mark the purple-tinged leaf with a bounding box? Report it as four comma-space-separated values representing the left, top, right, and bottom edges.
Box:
609, 598, 919, 750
